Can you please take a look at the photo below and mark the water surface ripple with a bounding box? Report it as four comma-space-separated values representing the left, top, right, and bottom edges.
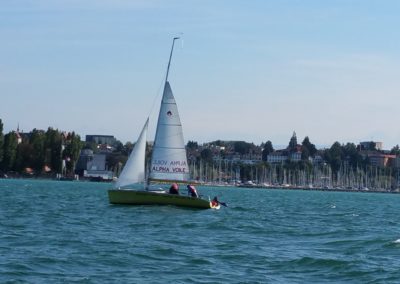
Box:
1, 179, 400, 283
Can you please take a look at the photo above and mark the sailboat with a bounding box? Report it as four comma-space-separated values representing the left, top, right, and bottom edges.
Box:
108, 38, 219, 209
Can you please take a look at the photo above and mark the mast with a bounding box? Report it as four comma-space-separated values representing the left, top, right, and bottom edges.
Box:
165, 37, 179, 83
148, 37, 189, 185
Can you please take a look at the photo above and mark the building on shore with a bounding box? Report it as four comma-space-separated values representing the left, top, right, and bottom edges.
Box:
359, 141, 383, 151
75, 149, 114, 181
86, 135, 116, 146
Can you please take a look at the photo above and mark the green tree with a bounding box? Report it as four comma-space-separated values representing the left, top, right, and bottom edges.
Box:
262, 140, 274, 161
288, 131, 297, 151
187, 140, 198, 150
63, 132, 82, 174
343, 142, 363, 169
122, 142, 134, 156
324, 141, 343, 175
107, 153, 127, 174
30, 129, 46, 173
83, 141, 98, 152
2, 132, 18, 171
200, 148, 213, 164
45, 128, 63, 173
15, 142, 34, 172
240, 163, 252, 181
391, 145, 400, 156
234, 141, 252, 155
113, 140, 124, 153
301, 136, 317, 160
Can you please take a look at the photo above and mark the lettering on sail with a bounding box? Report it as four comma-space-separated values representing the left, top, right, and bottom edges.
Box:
152, 160, 169, 172
152, 166, 170, 172
170, 160, 187, 173
153, 160, 167, 165
152, 160, 187, 173
169, 161, 187, 167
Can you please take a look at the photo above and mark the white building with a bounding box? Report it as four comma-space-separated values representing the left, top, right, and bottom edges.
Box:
267, 151, 288, 163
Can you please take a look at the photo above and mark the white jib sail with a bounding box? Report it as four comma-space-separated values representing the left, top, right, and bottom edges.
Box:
149, 81, 189, 182
114, 118, 149, 188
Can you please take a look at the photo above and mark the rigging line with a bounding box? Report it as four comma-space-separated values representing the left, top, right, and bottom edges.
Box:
147, 75, 165, 122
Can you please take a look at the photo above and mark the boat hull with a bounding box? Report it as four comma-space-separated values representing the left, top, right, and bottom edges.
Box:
108, 190, 217, 209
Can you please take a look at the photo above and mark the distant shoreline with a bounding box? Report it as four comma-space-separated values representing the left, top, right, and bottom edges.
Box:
2, 176, 399, 195
237, 184, 400, 194
195, 182, 400, 194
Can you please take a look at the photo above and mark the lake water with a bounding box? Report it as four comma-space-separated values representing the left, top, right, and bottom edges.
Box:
1, 179, 400, 283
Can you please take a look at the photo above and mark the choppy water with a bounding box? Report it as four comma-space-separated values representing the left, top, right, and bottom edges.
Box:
1, 179, 400, 283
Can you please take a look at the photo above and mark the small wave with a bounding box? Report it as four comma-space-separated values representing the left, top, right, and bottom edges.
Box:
187, 258, 214, 265
324, 203, 336, 209
384, 239, 400, 249
233, 206, 247, 212
290, 256, 349, 269
181, 223, 198, 229
345, 213, 359, 217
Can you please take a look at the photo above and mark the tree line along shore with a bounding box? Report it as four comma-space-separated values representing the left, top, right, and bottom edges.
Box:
1, 119, 400, 192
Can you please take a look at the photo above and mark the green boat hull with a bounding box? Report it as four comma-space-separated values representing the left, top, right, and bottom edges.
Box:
108, 190, 217, 209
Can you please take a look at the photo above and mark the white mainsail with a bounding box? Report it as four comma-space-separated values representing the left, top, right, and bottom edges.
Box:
114, 119, 149, 188
149, 81, 189, 182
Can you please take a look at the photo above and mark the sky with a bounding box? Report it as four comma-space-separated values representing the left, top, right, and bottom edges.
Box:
1, 0, 400, 149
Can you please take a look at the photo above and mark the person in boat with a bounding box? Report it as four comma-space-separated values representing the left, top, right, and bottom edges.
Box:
211, 196, 227, 207
169, 183, 179, 195
211, 196, 219, 207
187, 184, 198, 198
